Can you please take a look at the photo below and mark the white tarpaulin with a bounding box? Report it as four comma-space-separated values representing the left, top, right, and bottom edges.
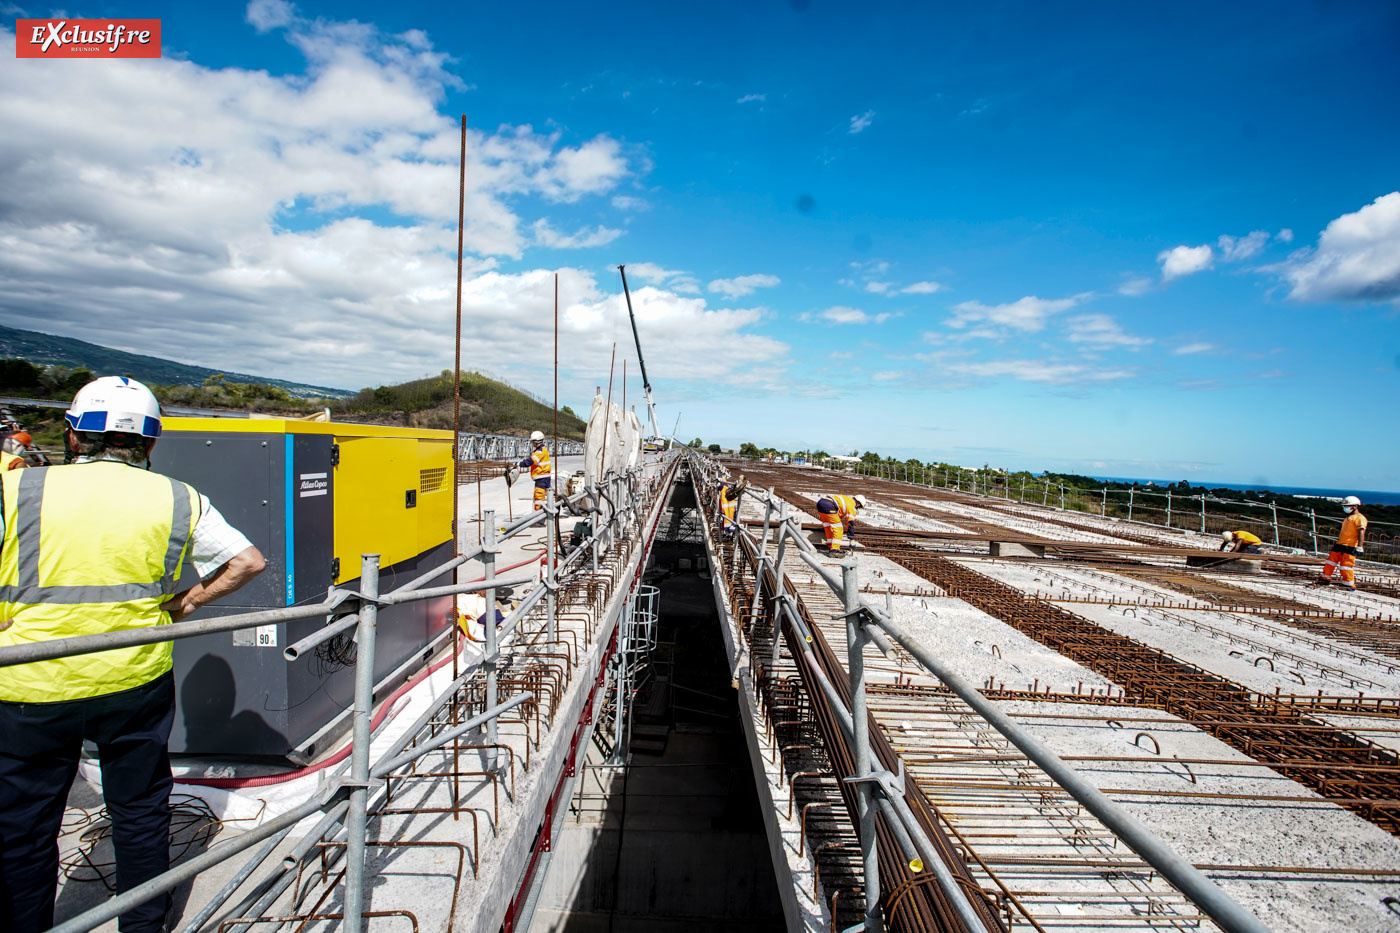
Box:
625, 409, 643, 470
584, 394, 640, 488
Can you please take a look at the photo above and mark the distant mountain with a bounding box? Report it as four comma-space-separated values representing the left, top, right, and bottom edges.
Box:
0, 323, 352, 399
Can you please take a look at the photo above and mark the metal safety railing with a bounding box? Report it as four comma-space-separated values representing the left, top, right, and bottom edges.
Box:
801, 457, 1400, 566
691, 454, 1269, 933
0, 458, 673, 933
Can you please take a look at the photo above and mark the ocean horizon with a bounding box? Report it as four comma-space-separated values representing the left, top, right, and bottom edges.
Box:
1091, 476, 1400, 507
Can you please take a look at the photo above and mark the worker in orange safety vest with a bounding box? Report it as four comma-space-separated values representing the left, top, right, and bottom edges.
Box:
1318, 496, 1367, 590
518, 431, 551, 511
816, 494, 867, 552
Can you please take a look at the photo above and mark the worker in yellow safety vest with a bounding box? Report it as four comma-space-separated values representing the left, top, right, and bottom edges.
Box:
0, 376, 266, 933
1219, 530, 1264, 554
1, 430, 32, 471
718, 475, 746, 539
816, 494, 867, 552
1318, 496, 1367, 590
518, 430, 552, 510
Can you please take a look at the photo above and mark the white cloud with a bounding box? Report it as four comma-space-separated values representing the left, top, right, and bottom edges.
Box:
944, 359, 1132, 384
736, 93, 766, 104
0, 15, 788, 396
1276, 191, 1400, 303
532, 220, 624, 249
1217, 230, 1270, 262
947, 294, 1085, 335
1065, 313, 1151, 350
542, 136, 629, 202
849, 110, 874, 134
624, 262, 685, 283
1158, 244, 1214, 281
900, 281, 943, 295
803, 306, 892, 326
611, 195, 649, 212
247, 0, 294, 31
850, 260, 890, 274
871, 371, 903, 382
1276, 228, 1294, 243
708, 273, 780, 298
864, 281, 891, 294
1118, 277, 1153, 296
1173, 341, 1218, 355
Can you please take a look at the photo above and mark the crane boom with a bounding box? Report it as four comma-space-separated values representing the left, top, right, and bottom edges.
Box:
617, 265, 661, 441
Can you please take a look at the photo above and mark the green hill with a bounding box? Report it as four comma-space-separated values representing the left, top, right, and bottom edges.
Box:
0, 323, 351, 398
333, 370, 587, 440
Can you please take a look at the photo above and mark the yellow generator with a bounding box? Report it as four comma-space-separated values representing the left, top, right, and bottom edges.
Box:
151, 418, 456, 760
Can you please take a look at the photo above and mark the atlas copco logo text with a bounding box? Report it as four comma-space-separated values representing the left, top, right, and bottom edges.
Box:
15, 19, 162, 59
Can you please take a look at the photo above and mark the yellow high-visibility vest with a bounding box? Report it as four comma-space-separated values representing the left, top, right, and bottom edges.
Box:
1, 451, 25, 471
819, 495, 858, 518
0, 462, 201, 703
530, 446, 551, 481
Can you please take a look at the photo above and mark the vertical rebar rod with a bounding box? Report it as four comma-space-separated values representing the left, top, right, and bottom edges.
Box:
842, 559, 882, 933
553, 271, 559, 459
1200, 494, 1207, 534
343, 553, 380, 933
547, 484, 558, 644
452, 114, 465, 550
599, 344, 617, 494
452, 154, 470, 806
483, 512, 500, 767
1129, 486, 1135, 522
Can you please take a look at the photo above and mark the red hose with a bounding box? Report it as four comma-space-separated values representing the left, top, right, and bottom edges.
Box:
179, 552, 545, 788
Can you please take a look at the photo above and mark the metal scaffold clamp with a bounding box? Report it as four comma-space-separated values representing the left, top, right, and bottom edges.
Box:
842, 760, 906, 801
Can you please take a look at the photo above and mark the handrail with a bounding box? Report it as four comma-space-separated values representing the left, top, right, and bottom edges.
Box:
690, 453, 1270, 933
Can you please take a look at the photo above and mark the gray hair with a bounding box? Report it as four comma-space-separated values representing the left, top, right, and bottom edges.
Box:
69, 431, 152, 466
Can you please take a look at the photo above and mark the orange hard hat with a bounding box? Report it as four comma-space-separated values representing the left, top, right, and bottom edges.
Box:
11, 432, 32, 446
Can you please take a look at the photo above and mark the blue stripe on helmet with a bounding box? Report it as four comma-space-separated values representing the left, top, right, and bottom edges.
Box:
143, 415, 162, 437
74, 410, 109, 432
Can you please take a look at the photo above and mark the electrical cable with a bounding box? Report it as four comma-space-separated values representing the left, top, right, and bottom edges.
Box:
59, 795, 267, 890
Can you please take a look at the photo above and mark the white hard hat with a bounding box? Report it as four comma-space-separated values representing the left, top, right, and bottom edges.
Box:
65, 376, 162, 438
1221, 531, 1234, 541
1343, 495, 1361, 508
530, 430, 545, 442
853, 494, 869, 509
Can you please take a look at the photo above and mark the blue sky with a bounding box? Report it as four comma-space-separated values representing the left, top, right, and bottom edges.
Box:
2, 1, 1397, 489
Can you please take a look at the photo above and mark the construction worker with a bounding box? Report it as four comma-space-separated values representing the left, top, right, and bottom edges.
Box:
518, 430, 551, 511
816, 494, 868, 552
1219, 530, 1264, 554
0, 376, 266, 933
1318, 495, 1367, 590
718, 475, 746, 539
0, 430, 29, 471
